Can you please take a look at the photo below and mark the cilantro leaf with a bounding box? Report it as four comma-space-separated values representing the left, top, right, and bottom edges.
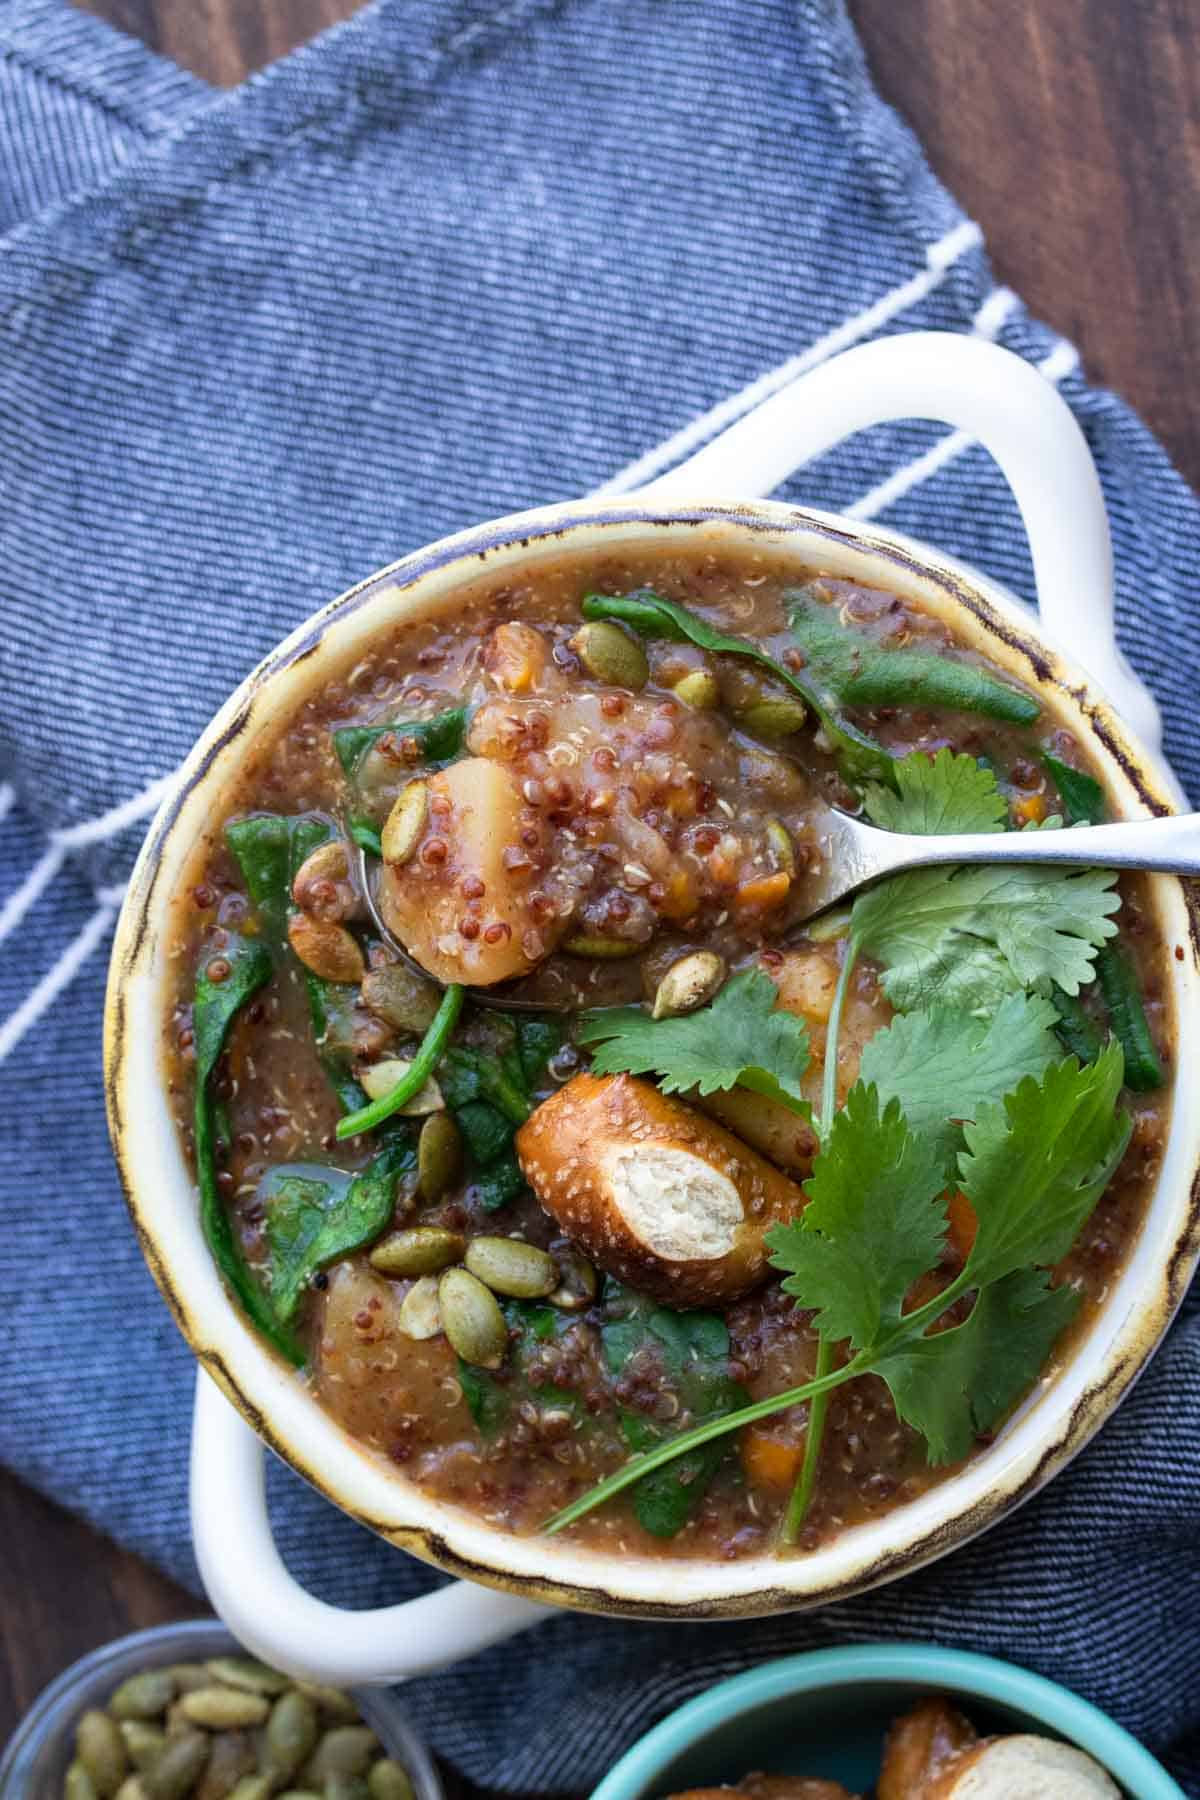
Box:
858, 993, 1063, 1173
766, 1083, 948, 1350
959, 1040, 1131, 1285
864, 749, 1007, 837
850, 859, 1120, 1014
875, 1269, 1079, 1463
579, 967, 811, 1116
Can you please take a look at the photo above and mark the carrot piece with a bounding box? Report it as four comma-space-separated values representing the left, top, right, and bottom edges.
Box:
740, 1425, 806, 1492
946, 1189, 978, 1263
734, 871, 792, 913
1012, 791, 1048, 825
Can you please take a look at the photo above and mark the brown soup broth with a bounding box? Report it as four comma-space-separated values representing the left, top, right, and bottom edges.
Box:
165, 542, 1172, 1562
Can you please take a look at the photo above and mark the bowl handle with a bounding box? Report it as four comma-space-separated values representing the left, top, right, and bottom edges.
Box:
190, 1371, 547, 1683
643, 331, 1162, 750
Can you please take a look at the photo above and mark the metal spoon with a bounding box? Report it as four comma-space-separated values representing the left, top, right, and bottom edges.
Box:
358, 811, 1200, 1011
796, 804, 1200, 921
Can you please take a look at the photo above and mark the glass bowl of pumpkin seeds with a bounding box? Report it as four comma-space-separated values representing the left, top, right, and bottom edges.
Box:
0, 1621, 442, 1800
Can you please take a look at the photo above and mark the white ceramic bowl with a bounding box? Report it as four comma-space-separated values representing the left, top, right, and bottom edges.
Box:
104, 334, 1200, 1685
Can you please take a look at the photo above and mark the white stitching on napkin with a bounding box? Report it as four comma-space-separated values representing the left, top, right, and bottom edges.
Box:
0, 887, 124, 1064
591, 218, 984, 497
0, 769, 174, 952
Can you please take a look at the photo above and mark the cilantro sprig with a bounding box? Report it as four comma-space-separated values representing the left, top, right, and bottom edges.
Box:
544, 1045, 1129, 1535
579, 966, 811, 1119
549, 750, 1134, 1544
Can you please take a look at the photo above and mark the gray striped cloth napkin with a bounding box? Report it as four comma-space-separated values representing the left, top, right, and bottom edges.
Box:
1, 0, 1199, 1789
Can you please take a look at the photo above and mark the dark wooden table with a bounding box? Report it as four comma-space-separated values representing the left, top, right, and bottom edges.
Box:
5, 0, 1199, 1779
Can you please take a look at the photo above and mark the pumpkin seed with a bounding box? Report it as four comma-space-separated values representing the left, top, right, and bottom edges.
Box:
366, 1764, 414, 1800
359, 964, 440, 1034
287, 913, 365, 985
113, 1778, 146, 1800
765, 817, 795, 875
264, 1693, 318, 1781
358, 1059, 443, 1113
67, 1763, 100, 1800
735, 696, 808, 740
398, 1275, 443, 1340
77, 1711, 129, 1796
164, 1704, 193, 1740
562, 933, 641, 959
370, 1226, 464, 1278
111, 1673, 177, 1722
196, 1732, 257, 1800
163, 1666, 212, 1695
672, 669, 720, 710
438, 1267, 508, 1368
380, 781, 428, 866
144, 1733, 210, 1800
119, 1724, 167, 1774
417, 1112, 463, 1201
292, 1687, 360, 1726
180, 1691, 270, 1731
548, 1241, 597, 1310
204, 1659, 291, 1699
323, 1780, 368, 1800
225, 1778, 275, 1800
651, 949, 726, 1020
464, 1236, 557, 1299
291, 841, 353, 917
304, 1729, 379, 1781
569, 620, 649, 690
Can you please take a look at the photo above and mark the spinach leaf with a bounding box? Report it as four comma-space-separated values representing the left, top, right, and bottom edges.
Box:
473, 1152, 529, 1213
787, 588, 1040, 725
192, 935, 302, 1364
226, 812, 332, 927
1042, 752, 1106, 826
458, 1358, 510, 1434
454, 1099, 515, 1166
582, 589, 895, 789
333, 707, 468, 779
515, 1016, 564, 1087
458, 1301, 577, 1434
303, 971, 368, 1115
348, 817, 384, 858
599, 1284, 746, 1537
438, 1016, 560, 1210
262, 1136, 414, 1323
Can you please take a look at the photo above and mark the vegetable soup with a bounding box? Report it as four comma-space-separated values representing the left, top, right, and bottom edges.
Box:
166, 543, 1172, 1560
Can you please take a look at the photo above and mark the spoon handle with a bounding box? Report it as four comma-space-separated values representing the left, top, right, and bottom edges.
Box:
888, 812, 1200, 877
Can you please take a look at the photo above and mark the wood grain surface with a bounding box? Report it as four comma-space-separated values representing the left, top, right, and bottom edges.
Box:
5, 0, 1198, 1781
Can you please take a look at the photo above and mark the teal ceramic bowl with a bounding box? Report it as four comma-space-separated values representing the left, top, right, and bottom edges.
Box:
591, 1645, 1185, 1800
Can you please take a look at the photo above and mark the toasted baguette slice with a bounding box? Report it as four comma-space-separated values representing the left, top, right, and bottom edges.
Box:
878, 1696, 978, 1799
926, 1735, 1121, 1799
516, 1073, 806, 1306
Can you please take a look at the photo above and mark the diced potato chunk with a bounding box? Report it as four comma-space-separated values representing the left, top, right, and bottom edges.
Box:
377, 756, 566, 985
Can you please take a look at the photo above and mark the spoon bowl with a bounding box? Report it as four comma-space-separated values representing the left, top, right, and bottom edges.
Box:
357, 809, 1200, 1012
